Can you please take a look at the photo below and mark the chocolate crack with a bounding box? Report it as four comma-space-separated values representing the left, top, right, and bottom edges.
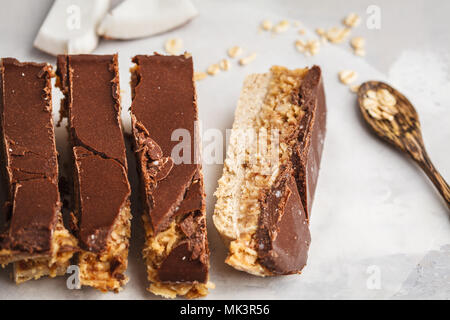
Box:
133, 118, 197, 233
70, 132, 126, 169
0, 59, 60, 255
131, 54, 210, 286
56, 54, 130, 253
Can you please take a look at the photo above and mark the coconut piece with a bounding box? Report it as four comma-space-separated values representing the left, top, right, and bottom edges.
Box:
97, 0, 198, 40
34, 0, 110, 56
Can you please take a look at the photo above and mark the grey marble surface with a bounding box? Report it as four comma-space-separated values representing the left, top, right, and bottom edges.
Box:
2, 0, 450, 74
394, 245, 450, 299
0, 0, 449, 300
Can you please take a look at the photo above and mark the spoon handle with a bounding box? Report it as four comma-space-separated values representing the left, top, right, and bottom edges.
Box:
418, 151, 450, 209
402, 132, 450, 209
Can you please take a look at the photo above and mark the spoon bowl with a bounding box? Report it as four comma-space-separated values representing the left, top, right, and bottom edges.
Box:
358, 81, 450, 210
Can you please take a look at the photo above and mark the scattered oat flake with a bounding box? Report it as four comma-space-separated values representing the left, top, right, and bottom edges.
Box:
380, 103, 398, 114
307, 39, 320, 55
368, 108, 383, 120
207, 64, 220, 76
239, 53, 257, 66
315, 28, 325, 36
367, 90, 377, 99
295, 39, 306, 52
194, 72, 207, 81
343, 13, 361, 28
315, 28, 328, 43
350, 84, 360, 93
326, 27, 351, 43
377, 88, 397, 107
165, 38, 183, 55
184, 52, 192, 58
295, 39, 320, 56
227, 46, 243, 58
382, 112, 395, 121
354, 48, 366, 57
363, 94, 378, 110
350, 36, 365, 49
273, 20, 289, 33
362, 89, 398, 121
219, 59, 231, 71
261, 20, 273, 31
338, 70, 358, 85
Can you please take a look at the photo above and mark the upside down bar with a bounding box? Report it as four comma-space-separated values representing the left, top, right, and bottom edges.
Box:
57, 54, 131, 292
213, 66, 326, 276
130, 54, 212, 298
0, 58, 77, 283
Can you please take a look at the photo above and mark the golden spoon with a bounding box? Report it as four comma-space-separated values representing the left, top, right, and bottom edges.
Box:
357, 81, 450, 210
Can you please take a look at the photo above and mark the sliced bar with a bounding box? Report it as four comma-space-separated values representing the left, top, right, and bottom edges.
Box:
0, 58, 77, 283
213, 66, 326, 276
130, 54, 211, 298
57, 54, 131, 292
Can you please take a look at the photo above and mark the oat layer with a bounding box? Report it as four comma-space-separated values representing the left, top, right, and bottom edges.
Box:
214, 66, 309, 276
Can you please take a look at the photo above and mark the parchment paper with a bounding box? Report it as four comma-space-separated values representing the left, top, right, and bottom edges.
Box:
0, 0, 449, 299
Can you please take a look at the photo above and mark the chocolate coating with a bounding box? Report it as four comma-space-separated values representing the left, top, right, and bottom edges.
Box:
257, 66, 326, 274
4, 179, 59, 253
58, 55, 126, 165
131, 54, 199, 233
0, 58, 59, 254
131, 54, 209, 283
257, 167, 310, 274
293, 65, 327, 218
158, 241, 208, 283
73, 146, 130, 252
57, 54, 130, 252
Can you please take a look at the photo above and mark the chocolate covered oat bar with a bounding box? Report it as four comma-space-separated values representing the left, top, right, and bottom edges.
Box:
214, 66, 326, 276
0, 58, 77, 283
130, 54, 211, 298
57, 54, 131, 292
